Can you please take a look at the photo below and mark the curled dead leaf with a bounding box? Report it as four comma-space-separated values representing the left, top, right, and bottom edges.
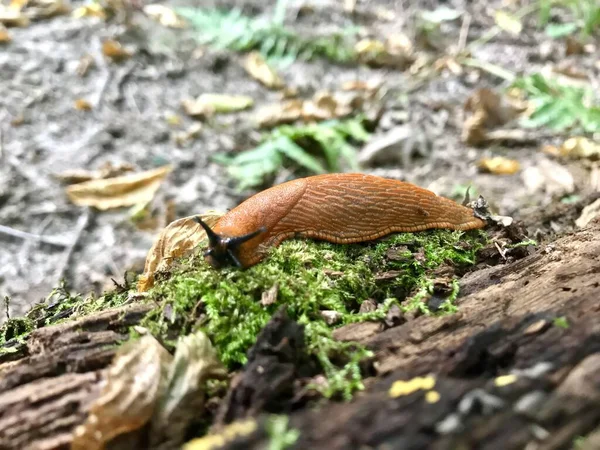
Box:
257, 90, 373, 128
575, 199, 600, 228
174, 123, 203, 147
149, 331, 227, 448
71, 334, 173, 450
355, 34, 414, 69
554, 137, 600, 161
462, 88, 528, 146
66, 165, 172, 210
23, 0, 70, 19
56, 161, 135, 184
182, 93, 254, 119
478, 156, 520, 175
143, 4, 186, 28
243, 51, 284, 89
137, 212, 223, 292
494, 10, 522, 36
74, 98, 92, 111
0, 7, 30, 26
72, 2, 106, 19
102, 39, 132, 62
0, 24, 10, 42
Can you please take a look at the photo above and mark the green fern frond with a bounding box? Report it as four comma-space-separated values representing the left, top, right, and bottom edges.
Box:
512, 73, 600, 133
176, 6, 358, 65
213, 116, 370, 191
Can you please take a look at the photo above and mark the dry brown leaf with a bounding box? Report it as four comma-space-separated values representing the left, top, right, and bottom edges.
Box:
355, 34, 414, 70
137, 212, 223, 292
260, 283, 279, 306
257, 90, 368, 128
148, 331, 226, 448
102, 39, 132, 62
0, 25, 10, 42
143, 4, 186, 28
74, 98, 92, 111
174, 123, 203, 147
341, 79, 383, 92
494, 10, 522, 36
575, 198, 600, 228
478, 156, 520, 175
66, 165, 172, 210
56, 161, 135, 184
462, 88, 528, 146
0, 7, 29, 26
76, 54, 95, 77
182, 93, 254, 119
165, 112, 182, 126
71, 334, 173, 450
256, 99, 303, 128
243, 51, 283, 89
565, 35, 585, 56
24, 0, 70, 19
72, 2, 106, 19
557, 137, 600, 160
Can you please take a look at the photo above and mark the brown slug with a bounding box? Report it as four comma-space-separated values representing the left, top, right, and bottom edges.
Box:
195, 173, 487, 269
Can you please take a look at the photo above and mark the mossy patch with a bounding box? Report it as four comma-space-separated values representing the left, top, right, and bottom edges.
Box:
141, 228, 487, 399
0, 281, 132, 357
1, 229, 486, 396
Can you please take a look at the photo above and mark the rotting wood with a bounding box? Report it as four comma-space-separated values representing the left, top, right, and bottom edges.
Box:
0, 221, 598, 450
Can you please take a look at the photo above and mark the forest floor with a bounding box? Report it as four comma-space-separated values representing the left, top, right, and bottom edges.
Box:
1, 0, 600, 449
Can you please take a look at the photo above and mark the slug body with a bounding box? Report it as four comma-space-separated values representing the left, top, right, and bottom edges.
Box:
197, 173, 486, 269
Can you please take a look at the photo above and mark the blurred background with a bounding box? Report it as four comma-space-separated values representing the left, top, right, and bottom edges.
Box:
1, 0, 599, 320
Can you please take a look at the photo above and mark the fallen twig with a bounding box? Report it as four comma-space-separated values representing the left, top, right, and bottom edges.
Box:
0, 224, 70, 247
54, 208, 92, 283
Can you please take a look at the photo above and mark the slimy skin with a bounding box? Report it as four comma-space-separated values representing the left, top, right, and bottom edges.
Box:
195, 173, 487, 269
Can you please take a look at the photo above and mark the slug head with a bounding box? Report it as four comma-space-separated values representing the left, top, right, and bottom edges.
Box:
194, 216, 266, 269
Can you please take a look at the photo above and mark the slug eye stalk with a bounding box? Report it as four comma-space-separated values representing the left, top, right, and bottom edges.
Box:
194, 216, 266, 268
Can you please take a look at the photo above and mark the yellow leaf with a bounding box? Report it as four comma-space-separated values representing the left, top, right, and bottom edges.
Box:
0, 8, 30, 26
0, 25, 10, 43
102, 39, 132, 62
478, 156, 520, 175
143, 4, 185, 28
182, 420, 257, 450
494, 10, 522, 35
243, 51, 284, 89
137, 212, 223, 292
72, 2, 106, 19
74, 98, 92, 111
66, 165, 172, 210
182, 93, 254, 118
558, 137, 600, 160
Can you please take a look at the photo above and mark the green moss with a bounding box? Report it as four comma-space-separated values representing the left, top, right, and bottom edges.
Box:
265, 414, 300, 450
2, 228, 486, 396
142, 228, 487, 399
0, 281, 132, 357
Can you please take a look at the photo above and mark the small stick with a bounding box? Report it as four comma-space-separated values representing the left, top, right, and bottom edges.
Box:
54, 208, 92, 283
0, 224, 69, 247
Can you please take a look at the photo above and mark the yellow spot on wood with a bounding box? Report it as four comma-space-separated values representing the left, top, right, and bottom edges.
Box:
182, 419, 257, 450
494, 374, 518, 387
425, 390, 441, 404
388, 375, 436, 398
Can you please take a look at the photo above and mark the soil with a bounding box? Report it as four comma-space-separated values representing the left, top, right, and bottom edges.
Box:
2, 0, 597, 319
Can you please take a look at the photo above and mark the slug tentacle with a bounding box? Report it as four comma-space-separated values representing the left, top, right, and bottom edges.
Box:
194, 216, 266, 268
